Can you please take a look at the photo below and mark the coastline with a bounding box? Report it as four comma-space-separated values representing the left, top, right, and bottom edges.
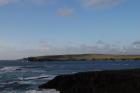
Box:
24, 54, 140, 62
39, 69, 140, 93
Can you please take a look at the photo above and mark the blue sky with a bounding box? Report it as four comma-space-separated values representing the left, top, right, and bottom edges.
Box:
0, 0, 140, 59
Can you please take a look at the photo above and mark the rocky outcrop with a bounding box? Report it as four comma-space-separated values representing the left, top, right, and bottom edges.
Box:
39, 69, 140, 93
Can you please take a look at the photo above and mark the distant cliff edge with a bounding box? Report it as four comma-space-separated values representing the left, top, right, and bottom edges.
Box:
23, 54, 140, 62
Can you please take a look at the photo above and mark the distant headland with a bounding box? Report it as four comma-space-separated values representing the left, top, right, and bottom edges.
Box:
23, 54, 140, 61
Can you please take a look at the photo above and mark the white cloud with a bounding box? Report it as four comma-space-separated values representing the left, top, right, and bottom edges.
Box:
133, 41, 140, 47
31, 0, 52, 5
0, 0, 17, 6
41, 41, 124, 55
0, 40, 51, 60
57, 8, 74, 16
0, 0, 55, 6
43, 41, 140, 56
81, 0, 125, 8
0, 0, 126, 12
1, 40, 140, 60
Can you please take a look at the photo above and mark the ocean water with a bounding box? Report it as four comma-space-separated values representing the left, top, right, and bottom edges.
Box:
0, 60, 140, 93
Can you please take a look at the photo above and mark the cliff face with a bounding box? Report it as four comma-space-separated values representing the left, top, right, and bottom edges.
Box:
25, 54, 140, 61
39, 69, 140, 93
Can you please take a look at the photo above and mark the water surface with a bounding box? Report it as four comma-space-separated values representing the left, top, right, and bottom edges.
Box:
0, 60, 140, 93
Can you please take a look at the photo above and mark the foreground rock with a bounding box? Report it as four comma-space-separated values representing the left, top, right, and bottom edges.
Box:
39, 69, 140, 93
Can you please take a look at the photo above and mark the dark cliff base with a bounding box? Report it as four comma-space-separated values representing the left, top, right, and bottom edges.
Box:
39, 69, 140, 93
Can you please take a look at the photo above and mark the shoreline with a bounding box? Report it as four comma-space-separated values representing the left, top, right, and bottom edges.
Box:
23, 54, 140, 62
39, 69, 140, 93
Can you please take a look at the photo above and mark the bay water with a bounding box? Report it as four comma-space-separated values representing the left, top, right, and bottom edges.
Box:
0, 60, 140, 93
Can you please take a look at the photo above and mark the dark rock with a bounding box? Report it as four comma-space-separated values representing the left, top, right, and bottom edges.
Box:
39, 69, 140, 93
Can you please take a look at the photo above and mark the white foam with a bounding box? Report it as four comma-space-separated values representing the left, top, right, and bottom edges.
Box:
124, 64, 129, 66
17, 80, 34, 85
0, 80, 35, 86
22, 75, 56, 81
24, 89, 60, 93
0, 66, 22, 72
94, 69, 102, 71
0, 90, 60, 93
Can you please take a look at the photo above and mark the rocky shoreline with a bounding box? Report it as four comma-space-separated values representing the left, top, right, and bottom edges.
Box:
39, 69, 140, 93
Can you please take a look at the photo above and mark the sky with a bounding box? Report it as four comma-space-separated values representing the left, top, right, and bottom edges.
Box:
0, 0, 140, 60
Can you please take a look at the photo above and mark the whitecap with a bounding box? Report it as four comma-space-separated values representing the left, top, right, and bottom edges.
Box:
94, 69, 103, 71
0, 90, 59, 93
0, 66, 22, 72
22, 75, 56, 81
124, 64, 129, 66
24, 89, 60, 93
17, 81, 34, 85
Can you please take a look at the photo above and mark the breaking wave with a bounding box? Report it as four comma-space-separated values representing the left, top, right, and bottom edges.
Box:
23, 75, 55, 80
0, 89, 60, 93
24, 89, 60, 93
0, 66, 22, 72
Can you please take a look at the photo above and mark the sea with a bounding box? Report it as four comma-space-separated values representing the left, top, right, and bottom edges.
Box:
0, 60, 140, 93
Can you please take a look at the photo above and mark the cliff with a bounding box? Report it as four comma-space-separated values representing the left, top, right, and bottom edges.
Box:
24, 54, 140, 61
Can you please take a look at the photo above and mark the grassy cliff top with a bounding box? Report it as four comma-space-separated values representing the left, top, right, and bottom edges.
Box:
24, 54, 140, 61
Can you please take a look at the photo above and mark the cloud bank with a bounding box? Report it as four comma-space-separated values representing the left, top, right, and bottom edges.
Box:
0, 40, 140, 60
0, 0, 126, 16
0, 0, 17, 6
0, 0, 54, 6
81, 0, 124, 8
57, 8, 74, 16
0, 0, 126, 9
